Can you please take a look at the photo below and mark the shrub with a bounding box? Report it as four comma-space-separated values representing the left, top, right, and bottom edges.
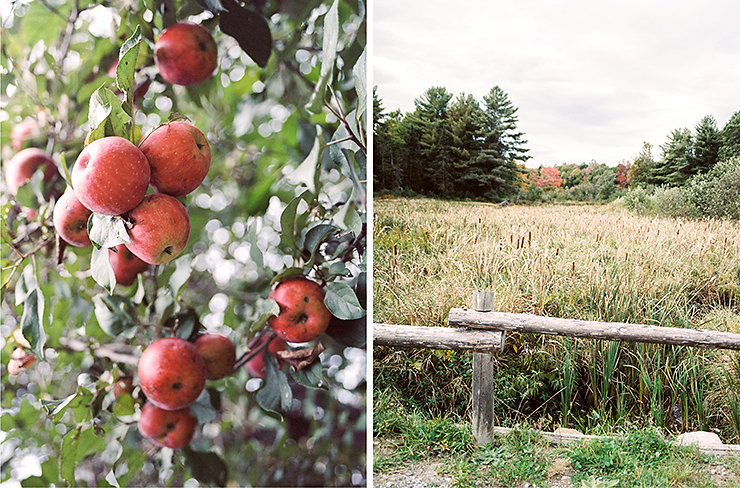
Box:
650, 186, 688, 218
684, 156, 740, 219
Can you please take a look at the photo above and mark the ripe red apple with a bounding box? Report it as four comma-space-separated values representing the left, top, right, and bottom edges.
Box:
109, 244, 150, 286
138, 122, 211, 197
193, 334, 236, 380
71, 136, 150, 215
53, 187, 92, 247
11, 119, 39, 151
269, 277, 332, 343
154, 22, 217, 86
246, 335, 287, 378
138, 402, 197, 449
138, 337, 206, 410
5, 148, 59, 196
125, 194, 190, 265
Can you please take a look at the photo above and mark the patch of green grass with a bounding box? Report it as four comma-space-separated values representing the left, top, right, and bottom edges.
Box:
568, 428, 736, 488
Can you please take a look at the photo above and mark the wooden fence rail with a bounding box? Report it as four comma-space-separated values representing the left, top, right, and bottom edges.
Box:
448, 309, 740, 350
374, 293, 740, 447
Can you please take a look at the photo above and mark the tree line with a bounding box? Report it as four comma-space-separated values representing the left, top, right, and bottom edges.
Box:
373, 86, 529, 201
375, 84, 740, 208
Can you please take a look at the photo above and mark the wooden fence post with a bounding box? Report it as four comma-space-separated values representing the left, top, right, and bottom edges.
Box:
471, 290, 497, 445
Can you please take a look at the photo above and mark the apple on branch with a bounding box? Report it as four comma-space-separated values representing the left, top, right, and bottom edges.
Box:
53, 187, 93, 247
124, 193, 191, 265
269, 277, 332, 343
139, 121, 211, 197
138, 337, 206, 411
109, 244, 150, 286
193, 334, 236, 380
138, 402, 198, 449
71, 136, 150, 216
154, 22, 217, 86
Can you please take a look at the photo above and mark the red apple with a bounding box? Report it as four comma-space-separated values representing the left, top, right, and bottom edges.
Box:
53, 187, 92, 247
246, 334, 287, 379
5, 148, 59, 196
269, 277, 332, 343
11, 119, 39, 151
154, 22, 217, 86
138, 337, 206, 410
109, 244, 149, 286
138, 402, 197, 449
138, 122, 211, 197
193, 334, 236, 380
71, 136, 150, 215
125, 194, 190, 265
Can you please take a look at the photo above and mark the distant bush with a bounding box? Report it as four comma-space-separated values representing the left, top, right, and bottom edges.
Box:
651, 186, 688, 218
683, 156, 740, 219
617, 157, 740, 219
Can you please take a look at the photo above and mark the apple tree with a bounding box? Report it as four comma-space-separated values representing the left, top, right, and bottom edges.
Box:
1, 0, 367, 486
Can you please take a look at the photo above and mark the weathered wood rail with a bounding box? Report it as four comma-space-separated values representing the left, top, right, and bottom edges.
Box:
448, 309, 740, 350
374, 292, 740, 446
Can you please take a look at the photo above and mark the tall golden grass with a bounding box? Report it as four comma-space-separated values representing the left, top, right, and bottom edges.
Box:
374, 198, 740, 439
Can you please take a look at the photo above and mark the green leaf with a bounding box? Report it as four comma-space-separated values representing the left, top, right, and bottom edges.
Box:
279, 190, 312, 250
270, 267, 304, 286
88, 213, 130, 249
169, 254, 193, 298
57, 152, 72, 187
256, 354, 292, 415
302, 223, 338, 268
188, 390, 218, 424
87, 86, 131, 144
249, 299, 280, 335
324, 281, 365, 320
183, 448, 228, 487
116, 26, 143, 106
168, 308, 200, 341
15, 170, 45, 208
353, 48, 367, 118
306, 0, 339, 113
90, 246, 116, 294
93, 294, 138, 337
334, 196, 363, 236
60, 428, 80, 485
248, 221, 263, 268
112, 393, 135, 417
285, 135, 321, 193
21, 288, 46, 358
290, 359, 326, 389
42, 392, 80, 422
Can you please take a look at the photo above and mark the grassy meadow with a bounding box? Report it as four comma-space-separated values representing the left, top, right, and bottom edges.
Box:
373, 197, 740, 441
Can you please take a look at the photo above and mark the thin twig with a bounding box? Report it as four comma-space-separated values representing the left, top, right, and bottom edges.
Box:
232, 331, 277, 373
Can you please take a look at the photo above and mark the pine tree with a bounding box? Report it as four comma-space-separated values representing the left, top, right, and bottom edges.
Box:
476, 86, 530, 200
653, 128, 693, 186
408, 87, 454, 196
693, 115, 721, 175
446, 94, 485, 197
718, 110, 740, 161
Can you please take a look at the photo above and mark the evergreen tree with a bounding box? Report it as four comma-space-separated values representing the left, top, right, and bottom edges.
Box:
718, 110, 740, 161
693, 115, 721, 175
446, 94, 485, 197
477, 86, 529, 200
653, 128, 693, 186
408, 86, 454, 196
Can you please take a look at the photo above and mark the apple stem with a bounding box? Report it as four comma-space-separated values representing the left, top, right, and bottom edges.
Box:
231, 331, 277, 374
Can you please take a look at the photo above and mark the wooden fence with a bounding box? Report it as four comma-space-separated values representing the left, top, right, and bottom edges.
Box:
374, 291, 740, 450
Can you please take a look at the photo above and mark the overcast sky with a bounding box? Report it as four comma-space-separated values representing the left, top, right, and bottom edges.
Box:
373, 0, 740, 167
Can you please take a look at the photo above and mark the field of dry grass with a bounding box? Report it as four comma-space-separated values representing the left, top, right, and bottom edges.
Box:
373, 198, 740, 440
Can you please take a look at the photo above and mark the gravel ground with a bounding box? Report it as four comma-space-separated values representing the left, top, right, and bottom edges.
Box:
374, 458, 454, 488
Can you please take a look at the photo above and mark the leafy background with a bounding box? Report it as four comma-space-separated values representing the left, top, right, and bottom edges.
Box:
1, 0, 367, 486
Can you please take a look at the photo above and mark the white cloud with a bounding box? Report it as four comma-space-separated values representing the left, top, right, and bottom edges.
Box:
374, 0, 740, 166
